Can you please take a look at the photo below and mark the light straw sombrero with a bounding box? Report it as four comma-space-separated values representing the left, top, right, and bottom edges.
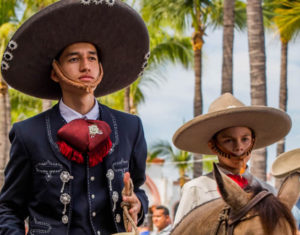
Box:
271, 148, 300, 178
173, 93, 292, 154
1, 0, 149, 99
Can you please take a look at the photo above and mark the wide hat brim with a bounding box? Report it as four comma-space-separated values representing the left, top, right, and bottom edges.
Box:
271, 148, 300, 178
1, 0, 149, 99
173, 106, 292, 154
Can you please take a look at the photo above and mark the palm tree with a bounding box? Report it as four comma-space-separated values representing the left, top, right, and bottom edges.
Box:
141, 0, 247, 177
150, 140, 192, 187
269, 0, 300, 188
221, 0, 246, 94
0, 0, 19, 188
246, 0, 267, 181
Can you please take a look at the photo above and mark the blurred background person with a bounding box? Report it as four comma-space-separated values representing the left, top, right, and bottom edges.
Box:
152, 205, 172, 235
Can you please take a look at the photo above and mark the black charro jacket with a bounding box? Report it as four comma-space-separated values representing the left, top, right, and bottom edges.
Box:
0, 103, 148, 235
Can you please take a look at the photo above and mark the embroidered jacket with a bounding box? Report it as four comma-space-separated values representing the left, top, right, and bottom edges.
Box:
0, 103, 148, 235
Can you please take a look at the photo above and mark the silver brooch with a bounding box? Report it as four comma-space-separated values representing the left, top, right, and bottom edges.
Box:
60, 171, 74, 193
88, 124, 103, 138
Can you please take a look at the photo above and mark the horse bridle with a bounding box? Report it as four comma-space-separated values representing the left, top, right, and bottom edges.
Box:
214, 190, 272, 235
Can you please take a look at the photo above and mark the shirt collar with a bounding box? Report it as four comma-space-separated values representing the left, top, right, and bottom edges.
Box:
59, 99, 99, 123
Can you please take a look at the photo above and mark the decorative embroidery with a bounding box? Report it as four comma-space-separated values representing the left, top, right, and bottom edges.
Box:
106, 169, 114, 191
81, 0, 91, 5
144, 51, 150, 60
88, 124, 103, 138
112, 159, 129, 176
3, 51, 13, 61
105, 0, 115, 6
1, 61, 9, 71
142, 61, 148, 69
35, 160, 63, 181
109, 112, 119, 154
112, 191, 119, 212
8, 40, 18, 50
115, 213, 121, 223
138, 71, 143, 77
29, 217, 52, 235
93, 0, 104, 4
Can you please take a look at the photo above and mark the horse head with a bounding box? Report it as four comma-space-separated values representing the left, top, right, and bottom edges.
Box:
171, 163, 300, 235
214, 163, 299, 235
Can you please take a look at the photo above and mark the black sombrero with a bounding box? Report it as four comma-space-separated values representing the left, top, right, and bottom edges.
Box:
1, 0, 150, 99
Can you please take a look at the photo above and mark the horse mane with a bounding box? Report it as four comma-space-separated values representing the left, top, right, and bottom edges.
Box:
245, 185, 297, 235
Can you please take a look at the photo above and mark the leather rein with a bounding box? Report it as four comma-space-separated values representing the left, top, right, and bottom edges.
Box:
214, 190, 272, 235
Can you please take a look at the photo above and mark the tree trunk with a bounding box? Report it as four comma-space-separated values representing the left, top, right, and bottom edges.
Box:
0, 82, 11, 189
246, 0, 267, 181
275, 41, 288, 189
221, 0, 235, 94
124, 86, 130, 113
192, 29, 203, 178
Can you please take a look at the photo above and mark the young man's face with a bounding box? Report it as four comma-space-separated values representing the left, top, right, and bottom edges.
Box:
51, 42, 101, 95
152, 209, 171, 231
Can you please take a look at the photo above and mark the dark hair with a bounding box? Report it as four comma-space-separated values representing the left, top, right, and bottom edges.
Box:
245, 185, 297, 235
156, 205, 170, 216
54, 42, 101, 62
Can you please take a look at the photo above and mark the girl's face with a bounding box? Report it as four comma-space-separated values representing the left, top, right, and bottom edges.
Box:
211, 126, 254, 174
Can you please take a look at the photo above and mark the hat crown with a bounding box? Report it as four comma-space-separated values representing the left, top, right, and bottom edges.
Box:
208, 93, 245, 113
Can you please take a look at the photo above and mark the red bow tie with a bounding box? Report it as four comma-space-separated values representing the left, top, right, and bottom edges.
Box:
226, 174, 249, 189
57, 119, 112, 167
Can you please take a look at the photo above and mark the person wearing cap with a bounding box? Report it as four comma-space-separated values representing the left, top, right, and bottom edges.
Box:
271, 148, 300, 232
0, 0, 149, 234
172, 93, 292, 226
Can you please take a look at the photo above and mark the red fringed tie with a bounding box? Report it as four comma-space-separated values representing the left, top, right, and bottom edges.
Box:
226, 174, 249, 189
57, 119, 112, 167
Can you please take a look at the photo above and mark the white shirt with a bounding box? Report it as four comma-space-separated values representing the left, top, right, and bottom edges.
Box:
59, 99, 99, 123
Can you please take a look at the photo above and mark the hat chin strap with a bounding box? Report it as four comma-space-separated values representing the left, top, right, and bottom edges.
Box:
210, 138, 255, 159
52, 60, 103, 94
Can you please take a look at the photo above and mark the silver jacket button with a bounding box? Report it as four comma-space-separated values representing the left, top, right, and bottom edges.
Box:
62, 215, 69, 224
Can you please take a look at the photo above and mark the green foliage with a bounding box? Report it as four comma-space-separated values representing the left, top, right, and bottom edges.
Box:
271, 0, 300, 42
9, 89, 42, 123
149, 140, 192, 174
202, 154, 218, 174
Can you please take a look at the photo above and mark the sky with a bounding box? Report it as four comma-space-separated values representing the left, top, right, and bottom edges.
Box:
138, 27, 300, 174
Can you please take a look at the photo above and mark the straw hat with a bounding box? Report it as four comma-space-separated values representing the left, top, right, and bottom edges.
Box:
1, 0, 149, 99
271, 148, 300, 178
173, 93, 292, 154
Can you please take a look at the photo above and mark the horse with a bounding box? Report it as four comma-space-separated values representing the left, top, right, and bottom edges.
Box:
171, 163, 300, 235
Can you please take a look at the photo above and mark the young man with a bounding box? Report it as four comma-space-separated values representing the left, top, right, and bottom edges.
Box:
0, 1, 149, 234
152, 206, 172, 235
172, 93, 292, 226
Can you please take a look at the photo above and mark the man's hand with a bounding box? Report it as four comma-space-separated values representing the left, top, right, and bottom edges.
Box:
122, 172, 141, 231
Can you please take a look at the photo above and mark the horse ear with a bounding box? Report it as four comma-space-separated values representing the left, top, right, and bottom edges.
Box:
277, 172, 300, 210
213, 163, 249, 211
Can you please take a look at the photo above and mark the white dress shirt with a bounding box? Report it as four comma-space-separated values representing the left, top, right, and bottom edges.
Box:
59, 99, 99, 123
